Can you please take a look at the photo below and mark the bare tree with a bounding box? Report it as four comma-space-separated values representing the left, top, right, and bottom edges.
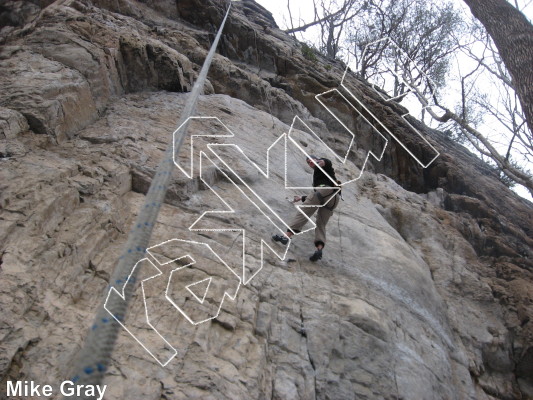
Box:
462, 0, 533, 139
465, 31, 532, 166
409, 9, 533, 196
282, 0, 533, 194
285, 0, 364, 59
348, 0, 462, 100
313, 0, 365, 58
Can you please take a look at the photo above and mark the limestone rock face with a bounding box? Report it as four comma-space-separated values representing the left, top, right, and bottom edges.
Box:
0, 1, 532, 400
0, 107, 28, 139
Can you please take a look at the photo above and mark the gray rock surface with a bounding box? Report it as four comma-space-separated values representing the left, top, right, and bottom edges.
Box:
0, 1, 531, 399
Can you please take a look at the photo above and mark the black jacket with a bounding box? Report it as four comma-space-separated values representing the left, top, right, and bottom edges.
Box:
312, 158, 337, 187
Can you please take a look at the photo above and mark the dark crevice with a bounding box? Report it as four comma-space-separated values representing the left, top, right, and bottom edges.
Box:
0, 337, 41, 386
22, 113, 47, 135
299, 305, 317, 398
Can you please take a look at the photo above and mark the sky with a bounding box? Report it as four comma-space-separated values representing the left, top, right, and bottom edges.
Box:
254, 0, 533, 201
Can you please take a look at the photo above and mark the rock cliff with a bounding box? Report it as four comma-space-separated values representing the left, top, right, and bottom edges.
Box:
0, 0, 532, 399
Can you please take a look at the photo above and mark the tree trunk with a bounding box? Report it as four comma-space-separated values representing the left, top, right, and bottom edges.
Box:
326, 20, 336, 58
462, 0, 533, 136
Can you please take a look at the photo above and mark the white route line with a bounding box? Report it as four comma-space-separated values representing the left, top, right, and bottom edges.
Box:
156, 238, 241, 326
351, 37, 441, 168
186, 277, 212, 304
108, 39, 442, 364
287, 114, 388, 186
104, 257, 182, 367
189, 150, 291, 285
172, 116, 233, 179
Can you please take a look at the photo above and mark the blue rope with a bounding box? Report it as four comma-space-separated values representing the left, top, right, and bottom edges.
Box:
65, 2, 234, 397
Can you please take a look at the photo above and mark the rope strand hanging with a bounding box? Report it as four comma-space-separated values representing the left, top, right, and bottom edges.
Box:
64, 2, 234, 397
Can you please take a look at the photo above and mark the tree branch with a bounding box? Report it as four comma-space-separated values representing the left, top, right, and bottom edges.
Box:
284, 0, 351, 34
413, 85, 533, 195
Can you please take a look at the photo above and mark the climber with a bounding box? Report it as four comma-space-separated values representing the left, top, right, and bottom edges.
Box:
272, 155, 341, 261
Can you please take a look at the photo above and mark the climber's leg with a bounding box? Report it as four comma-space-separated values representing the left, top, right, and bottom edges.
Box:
272, 192, 320, 245
287, 192, 321, 233
314, 204, 334, 248
310, 193, 339, 261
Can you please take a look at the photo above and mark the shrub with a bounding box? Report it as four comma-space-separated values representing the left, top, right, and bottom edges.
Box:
301, 42, 317, 61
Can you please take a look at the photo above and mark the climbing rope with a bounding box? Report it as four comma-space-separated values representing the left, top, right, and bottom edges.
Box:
65, 2, 234, 397
252, 27, 276, 128
337, 210, 345, 265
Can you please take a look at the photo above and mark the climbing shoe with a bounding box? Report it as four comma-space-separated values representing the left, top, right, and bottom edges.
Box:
272, 234, 289, 245
309, 248, 322, 262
